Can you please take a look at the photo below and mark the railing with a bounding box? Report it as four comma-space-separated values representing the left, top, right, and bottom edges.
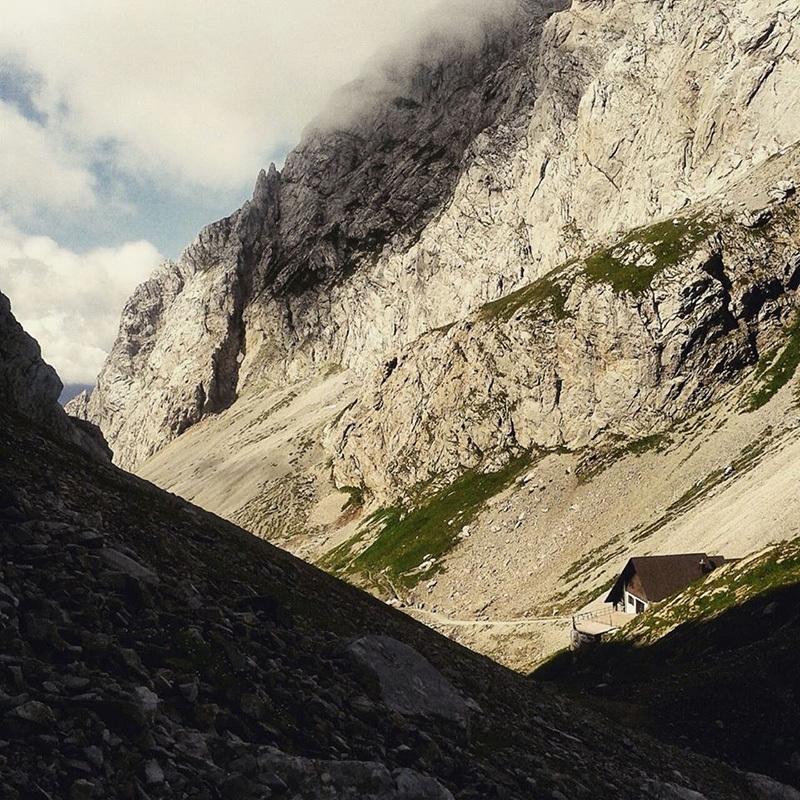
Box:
571, 607, 616, 630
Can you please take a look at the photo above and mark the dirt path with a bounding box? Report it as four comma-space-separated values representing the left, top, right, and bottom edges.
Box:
406, 607, 575, 672
409, 608, 573, 628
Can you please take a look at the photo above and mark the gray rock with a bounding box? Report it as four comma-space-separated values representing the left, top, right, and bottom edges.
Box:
144, 759, 165, 785
642, 781, 709, 800
347, 635, 469, 728
5, 700, 56, 729
70, 779, 98, 800
178, 676, 199, 703
746, 772, 800, 800
393, 768, 454, 800
255, 748, 454, 800
98, 549, 159, 585
132, 686, 160, 719
737, 207, 773, 228
83, 746, 103, 770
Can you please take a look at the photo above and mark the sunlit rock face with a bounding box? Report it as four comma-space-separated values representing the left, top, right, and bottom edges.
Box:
331, 168, 800, 499
77, 0, 800, 473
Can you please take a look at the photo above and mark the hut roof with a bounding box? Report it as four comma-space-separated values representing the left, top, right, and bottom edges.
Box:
605, 554, 727, 605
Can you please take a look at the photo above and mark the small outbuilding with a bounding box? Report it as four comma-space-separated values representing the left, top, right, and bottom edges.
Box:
605, 553, 728, 615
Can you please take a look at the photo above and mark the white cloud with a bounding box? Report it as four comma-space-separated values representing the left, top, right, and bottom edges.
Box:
0, 223, 163, 383
0, 100, 97, 215
0, 0, 443, 192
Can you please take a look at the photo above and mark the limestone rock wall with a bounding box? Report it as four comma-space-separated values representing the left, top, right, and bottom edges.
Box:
70, 167, 281, 468
331, 157, 800, 499
81, 0, 800, 471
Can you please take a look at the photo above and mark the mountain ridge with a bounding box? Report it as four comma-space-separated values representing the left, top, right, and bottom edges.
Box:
72, 0, 800, 473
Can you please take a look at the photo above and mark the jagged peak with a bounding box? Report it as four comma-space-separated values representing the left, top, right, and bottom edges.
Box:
251, 162, 281, 211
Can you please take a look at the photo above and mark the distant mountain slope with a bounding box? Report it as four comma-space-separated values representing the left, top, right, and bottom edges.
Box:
319, 148, 800, 597
534, 539, 800, 790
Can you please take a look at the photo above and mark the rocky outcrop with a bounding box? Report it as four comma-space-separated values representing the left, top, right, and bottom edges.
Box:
81, 0, 800, 471
68, 166, 281, 468
0, 292, 63, 425
347, 636, 470, 729
331, 155, 800, 499
0, 291, 110, 462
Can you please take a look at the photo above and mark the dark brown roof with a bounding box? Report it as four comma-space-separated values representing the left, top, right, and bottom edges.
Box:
605, 553, 725, 605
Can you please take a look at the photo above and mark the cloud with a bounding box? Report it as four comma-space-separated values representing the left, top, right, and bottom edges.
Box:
0, 0, 447, 193
0, 100, 97, 215
314, 0, 527, 131
0, 222, 163, 383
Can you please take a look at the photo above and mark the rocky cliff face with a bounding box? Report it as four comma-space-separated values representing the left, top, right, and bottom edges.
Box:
331, 151, 800, 499
68, 167, 281, 468
0, 291, 110, 462
74, 0, 565, 469
77, 0, 800, 472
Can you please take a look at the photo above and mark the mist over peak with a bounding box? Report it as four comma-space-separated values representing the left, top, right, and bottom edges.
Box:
306, 0, 558, 136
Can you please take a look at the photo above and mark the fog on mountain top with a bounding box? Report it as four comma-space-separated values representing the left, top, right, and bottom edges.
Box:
308, 0, 537, 134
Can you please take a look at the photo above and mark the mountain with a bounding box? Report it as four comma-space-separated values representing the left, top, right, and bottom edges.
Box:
69, 0, 800, 668
2, 295, 788, 799
73, 0, 800, 468
331, 149, 800, 498
70, 0, 565, 471
0, 292, 110, 463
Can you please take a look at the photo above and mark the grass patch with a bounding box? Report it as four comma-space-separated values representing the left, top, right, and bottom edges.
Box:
320, 454, 535, 591
339, 485, 365, 512
475, 212, 715, 324
320, 362, 344, 378
744, 316, 800, 411
479, 268, 571, 323
583, 215, 714, 294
